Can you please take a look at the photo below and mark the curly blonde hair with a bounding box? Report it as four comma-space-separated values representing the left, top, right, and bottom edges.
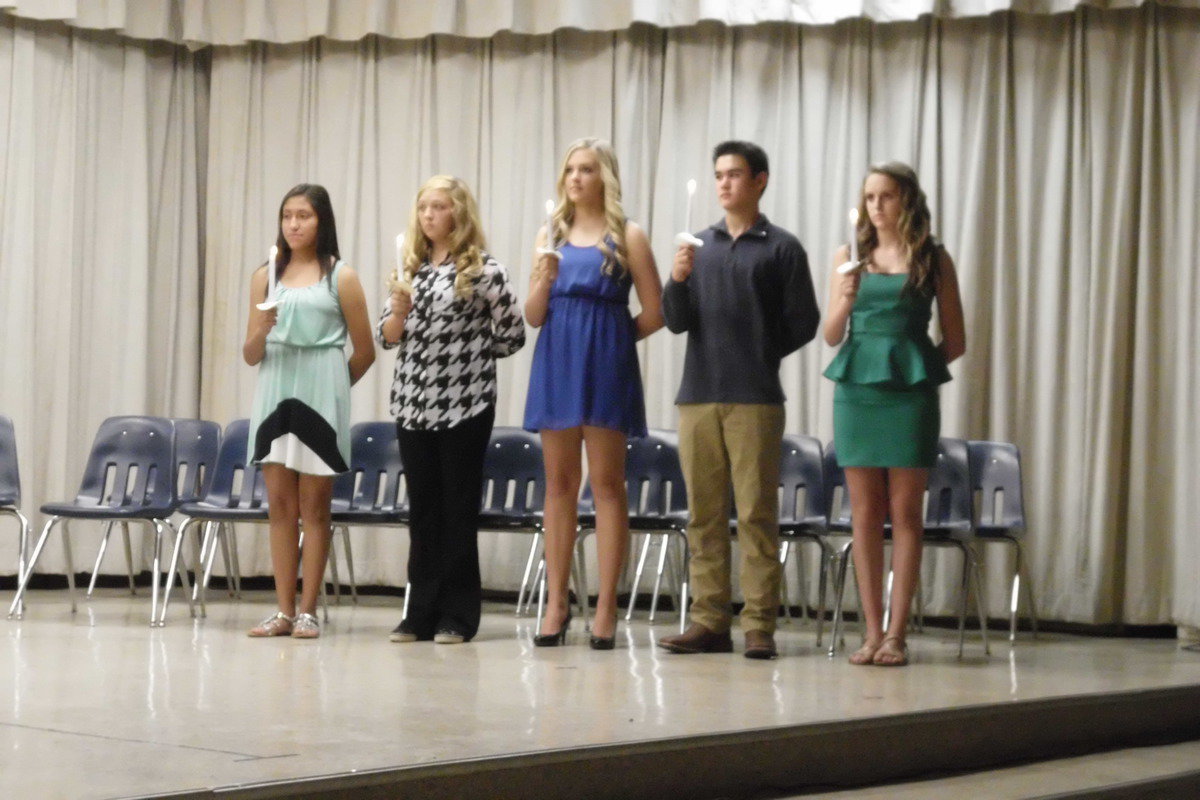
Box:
855, 162, 940, 297
550, 138, 628, 277
398, 175, 486, 299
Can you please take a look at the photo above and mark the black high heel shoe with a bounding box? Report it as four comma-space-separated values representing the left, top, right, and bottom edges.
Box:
533, 611, 572, 647
589, 617, 618, 650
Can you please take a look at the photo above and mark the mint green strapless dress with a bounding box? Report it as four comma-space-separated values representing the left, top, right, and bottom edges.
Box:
248, 261, 351, 476
823, 272, 951, 468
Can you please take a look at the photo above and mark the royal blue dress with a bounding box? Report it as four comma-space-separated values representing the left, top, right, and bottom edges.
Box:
523, 242, 647, 438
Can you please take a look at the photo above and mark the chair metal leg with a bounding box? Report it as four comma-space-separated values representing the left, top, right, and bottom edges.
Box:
828, 542, 853, 657
955, 544, 970, 659
625, 533, 651, 621
882, 568, 894, 632
648, 534, 670, 623
226, 523, 242, 597
515, 535, 541, 616
62, 520, 77, 613
1010, 538, 1039, 642
813, 540, 831, 647
120, 521, 136, 595
778, 540, 792, 622
967, 544, 990, 656
6, 509, 31, 617
402, 581, 411, 619
87, 521, 115, 598
161, 518, 203, 625
341, 526, 358, 604
326, 529, 342, 605
535, 557, 547, 629
8, 516, 61, 619
571, 554, 589, 631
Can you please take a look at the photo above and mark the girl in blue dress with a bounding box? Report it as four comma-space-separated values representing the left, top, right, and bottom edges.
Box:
524, 138, 663, 649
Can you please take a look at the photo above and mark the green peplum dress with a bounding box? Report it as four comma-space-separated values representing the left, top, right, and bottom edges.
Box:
823, 271, 951, 468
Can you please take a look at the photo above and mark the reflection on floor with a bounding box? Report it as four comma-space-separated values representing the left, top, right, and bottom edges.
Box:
1, 591, 1198, 799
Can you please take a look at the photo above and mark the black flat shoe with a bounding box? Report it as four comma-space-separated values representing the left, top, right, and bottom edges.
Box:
533, 612, 572, 647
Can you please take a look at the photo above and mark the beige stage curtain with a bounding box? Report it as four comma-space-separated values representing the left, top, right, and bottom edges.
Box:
0, 16, 206, 575
3, 5, 1197, 628
3, 0, 1200, 44
198, 6, 1200, 626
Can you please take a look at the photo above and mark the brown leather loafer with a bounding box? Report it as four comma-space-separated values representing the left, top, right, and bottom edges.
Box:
657, 623, 733, 654
743, 629, 777, 660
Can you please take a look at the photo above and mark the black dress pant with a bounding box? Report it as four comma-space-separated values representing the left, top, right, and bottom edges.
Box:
397, 406, 494, 640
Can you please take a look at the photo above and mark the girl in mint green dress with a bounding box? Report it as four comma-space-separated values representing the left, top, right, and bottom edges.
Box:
242, 184, 375, 639
822, 163, 966, 668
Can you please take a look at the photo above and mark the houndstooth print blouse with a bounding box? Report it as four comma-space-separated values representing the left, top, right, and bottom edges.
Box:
377, 254, 525, 430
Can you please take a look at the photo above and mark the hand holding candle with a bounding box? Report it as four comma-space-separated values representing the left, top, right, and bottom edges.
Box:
837, 208, 864, 275
536, 199, 562, 260
674, 179, 704, 249
256, 245, 280, 311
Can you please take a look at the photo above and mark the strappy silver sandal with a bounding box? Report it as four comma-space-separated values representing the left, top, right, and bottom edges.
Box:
292, 612, 320, 639
248, 611, 294, 637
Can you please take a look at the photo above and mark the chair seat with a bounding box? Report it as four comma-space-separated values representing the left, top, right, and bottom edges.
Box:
177, 501, 268, 522
780, 519, 826, 537
41, 502, 174, 519
478, 511, 542, 529
330, 509, 406, 525
630, 514, 687, 532
975, 524, 1024, 539
0, 494, 18, 507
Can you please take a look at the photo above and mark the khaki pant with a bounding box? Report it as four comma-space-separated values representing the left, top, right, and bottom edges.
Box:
677, 403, 784, 634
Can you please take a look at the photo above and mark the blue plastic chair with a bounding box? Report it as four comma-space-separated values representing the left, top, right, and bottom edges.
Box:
0, 415, 32, 606
85, 418, 220, 604
614, 430, 690, 633
161, 419, 264, 622
827, 437, 990, 658
969, 440, 1038, 643
776, 434, 833, 645
477, 428, 558, 622
330, 421, 408, 606
7, 416, 188, 625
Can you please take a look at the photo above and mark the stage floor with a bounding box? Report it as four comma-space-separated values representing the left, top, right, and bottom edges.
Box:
2, 591, 1199, 799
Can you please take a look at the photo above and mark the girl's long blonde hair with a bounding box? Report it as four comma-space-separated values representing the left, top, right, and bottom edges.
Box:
549, 138, 628, 277
855, 161, 940, 297
397, 175, 486, 299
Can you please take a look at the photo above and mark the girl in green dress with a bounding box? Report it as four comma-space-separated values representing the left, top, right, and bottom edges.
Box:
823, 164, 966, 666
243, 184, 376, 639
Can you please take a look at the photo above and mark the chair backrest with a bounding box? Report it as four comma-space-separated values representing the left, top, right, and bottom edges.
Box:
481, 427, 545, 516
172, 419, 221, 504
822, 443, 851, 528
334, 421, 406, 513
202, 419, 267, 509
779, 434, 826, 525
968, 440, 1027, 531
0, 414, 21, 507
625, 429, 687, 516
925, 437, 973, 528
73, 416, 177, 511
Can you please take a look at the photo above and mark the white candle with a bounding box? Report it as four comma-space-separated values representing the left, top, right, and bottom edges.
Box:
848, 208, 859, 266
267, 245, 278, 299
543, 199, 556, 249
684, 178, 697, 234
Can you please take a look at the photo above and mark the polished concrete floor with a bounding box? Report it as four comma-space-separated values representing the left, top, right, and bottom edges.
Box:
2, 590, 1199, 799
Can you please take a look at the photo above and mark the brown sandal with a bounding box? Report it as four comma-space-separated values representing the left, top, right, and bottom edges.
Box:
849, 639, 882, 665
873, 636, 909, 666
